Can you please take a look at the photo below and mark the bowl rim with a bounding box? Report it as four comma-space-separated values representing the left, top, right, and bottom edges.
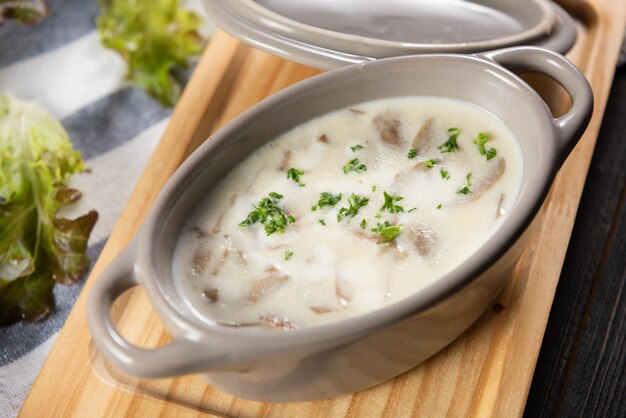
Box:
136, 51, 561, 350
231, 0, 557, 52
203, 0, 577, 69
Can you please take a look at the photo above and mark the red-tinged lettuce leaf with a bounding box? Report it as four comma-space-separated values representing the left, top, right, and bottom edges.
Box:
96, 0, 205, 106
0, 0, 48, 25
50, 211, 98, 285
0, 270, 55, 326
0, 94, 98, 326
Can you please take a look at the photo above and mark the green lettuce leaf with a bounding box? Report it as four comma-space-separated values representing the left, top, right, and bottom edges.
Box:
0, 94, 98, 326
0, 0, 48, 25
97, 0, 205, 106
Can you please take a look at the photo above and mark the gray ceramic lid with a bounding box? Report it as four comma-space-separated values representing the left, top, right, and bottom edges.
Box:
203, 0, 577, 69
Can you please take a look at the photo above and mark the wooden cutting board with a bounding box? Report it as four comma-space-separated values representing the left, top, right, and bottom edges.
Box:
20, 0, 626, 416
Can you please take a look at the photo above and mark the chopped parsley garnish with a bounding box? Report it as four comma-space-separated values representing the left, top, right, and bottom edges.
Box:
438, 127, 460, 153
474, 132, 497, 160
319, 219, 326, 226
343, 158, 367, 174
371, 221, 403, 243
375, 213, 382, 218
311, 192, 342, 211
360, 219, 367, 229
440, 168, 450, 180
380, 191, 405, 213
437, 204, 443, 209
457, 172, 473, 195
351, 144, 363, 152
239, 192, 295, 235
337, 193, 369, 222
407, 148, 417, 159
287, 167, 305, 186
425, 159, 437, 168
408, 207, 417, 213
284, 251, 294, 260
372, 185, 377, 192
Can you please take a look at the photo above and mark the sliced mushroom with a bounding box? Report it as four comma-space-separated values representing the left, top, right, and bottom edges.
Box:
461, 158, 507, 203
353, 230, 378, 243
191, 249, 210, 275
310, 306, 335, 314
411, 118, 433, 155
260, 314, 298, 331
394, 157, 443, 182
374, 112, 403, 146
210, 248, 229, 276
335, 279, 351, 308
414, 157, 442, 173
280, 149, 292, 171
409, 226, 437, 257
202, 288, 219, 303
246, 272, 289, 304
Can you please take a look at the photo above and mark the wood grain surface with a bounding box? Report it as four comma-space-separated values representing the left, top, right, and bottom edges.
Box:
19, 1, 626, 416
525, 65, 626, 417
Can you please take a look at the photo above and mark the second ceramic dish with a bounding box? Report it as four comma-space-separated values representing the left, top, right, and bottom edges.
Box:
203, 0, 577, 69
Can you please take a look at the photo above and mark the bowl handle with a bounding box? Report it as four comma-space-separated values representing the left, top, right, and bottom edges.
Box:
480, 47, 593, 158
87, 240, 231, 378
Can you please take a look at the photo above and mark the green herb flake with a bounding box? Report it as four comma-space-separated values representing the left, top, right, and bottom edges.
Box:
371, 221, 403, 243
343, 158, 367, 174
438, 127, 461, 153
239, 192, 295, 236
457, 172, 473, 195
97, 0, 205, 106
319, 219, 326, 226
351, 144, 363, 152
337, 194, 369, 222
360, 219, 367, 229
440, 168, 450, 180
311, 192, 342, 211
425, 159, 437, 168
437, 204, 443, 209
407, 148, 417, 159
408, 207, 417, 213
473, 132, 497, 161
284, 251, 294, 260
375, 213, 382, 219
372, 185, 377, 192
287, 167, 305, 187
380, 191, 405, 213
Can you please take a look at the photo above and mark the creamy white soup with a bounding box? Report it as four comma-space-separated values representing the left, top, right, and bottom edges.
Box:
172, 97, 523, 330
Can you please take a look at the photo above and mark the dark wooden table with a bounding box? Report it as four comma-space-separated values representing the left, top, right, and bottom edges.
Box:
524, 65, 626, 417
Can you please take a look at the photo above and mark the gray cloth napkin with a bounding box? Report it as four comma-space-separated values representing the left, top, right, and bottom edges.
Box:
0, 1, 211, 416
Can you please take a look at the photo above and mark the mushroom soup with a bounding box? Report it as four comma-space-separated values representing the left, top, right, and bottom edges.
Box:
172, 97, 523, 330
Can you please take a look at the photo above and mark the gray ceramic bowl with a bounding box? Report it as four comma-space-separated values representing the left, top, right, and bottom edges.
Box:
204, 0, 577, 69
88, 47, 592, 402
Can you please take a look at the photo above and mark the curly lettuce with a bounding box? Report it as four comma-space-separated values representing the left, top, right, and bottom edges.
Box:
0, 94, 97, 326
97, 0, 205, 106
0, 0, 48, 25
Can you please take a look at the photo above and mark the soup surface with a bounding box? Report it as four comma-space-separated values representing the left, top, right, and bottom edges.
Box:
172, 97, 523, 330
